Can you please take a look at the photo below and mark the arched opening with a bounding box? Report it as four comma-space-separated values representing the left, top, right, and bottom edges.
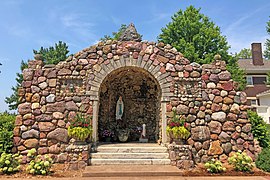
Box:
97, 67, 161, 142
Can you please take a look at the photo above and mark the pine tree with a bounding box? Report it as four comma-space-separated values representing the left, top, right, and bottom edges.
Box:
5, 61, 28, 110
33, 41, 69, 65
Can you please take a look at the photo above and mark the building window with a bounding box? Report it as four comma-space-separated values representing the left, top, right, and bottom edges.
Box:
253, 77, 267, 85
246, 76, 253, 85
251, 99, 257, 105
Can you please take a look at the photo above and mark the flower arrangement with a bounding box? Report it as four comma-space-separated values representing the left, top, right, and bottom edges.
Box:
101, 129, 114, 138
166, 108, 190, 140
67, 113, 92, 141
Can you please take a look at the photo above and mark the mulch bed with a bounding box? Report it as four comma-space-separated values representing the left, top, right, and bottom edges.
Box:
0, 163, 269, 178
181, 163, 270, 176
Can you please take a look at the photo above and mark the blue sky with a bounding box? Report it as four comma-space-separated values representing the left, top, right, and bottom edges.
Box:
0, 0, 270, 112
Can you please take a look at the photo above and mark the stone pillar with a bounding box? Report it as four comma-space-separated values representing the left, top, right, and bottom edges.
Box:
161, 101, 168, 143
92, 100, 99, 143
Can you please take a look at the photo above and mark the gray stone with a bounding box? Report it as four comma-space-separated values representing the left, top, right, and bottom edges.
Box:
47, 102, 66, 112
46, 94, 56, 103
222, 143, 232, 154
230, 104, 240, 114
197, 111, 205, 118
209, 74, 219, 82
53, 112, 64, 119
39, 82, 48, 90
22, 129, 39, 139
218, 71, 231, 80
118, 23, 142, 42
211, 112, 226, 122
18, 103, 32, 115
66, 101, 78, 111
38, 122, 55, 132
23, 69, 34, 81
207, 82, 216, 89
176, 104, 189, 115
208, 121, 222, 134
191, 126, 210, 141
166, 63, 175, 72
219, 132, 231, 142
242, 124, 252, 133
47, 128, 68, 143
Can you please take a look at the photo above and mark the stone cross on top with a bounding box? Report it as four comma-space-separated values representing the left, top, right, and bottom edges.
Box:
119, 23, 142, 42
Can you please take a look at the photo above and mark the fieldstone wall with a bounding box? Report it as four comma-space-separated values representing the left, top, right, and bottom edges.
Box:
168, 144, 194, 169
14, 39, 254, 165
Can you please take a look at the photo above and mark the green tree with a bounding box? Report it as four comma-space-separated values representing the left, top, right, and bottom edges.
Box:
33, 41, 69, 65
0, 112, 16, 153
5, 61, 28, 110
158, 5, 246, 90
266, 72, 270, 85
227, 56, 247, 90
264, 17, 270, 59
100, 24, 142, 41
6, 41, 70, 110
235, 48, 252, 59
158, 6, 230, 64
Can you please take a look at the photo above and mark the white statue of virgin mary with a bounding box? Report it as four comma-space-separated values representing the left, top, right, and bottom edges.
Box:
116, 96, 124, 120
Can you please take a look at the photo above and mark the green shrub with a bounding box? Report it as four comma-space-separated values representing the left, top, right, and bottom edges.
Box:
204, 159, 226, 173
0, 152, 21, 174
255, 148, 270, 172
26, 148, 53, 175
228, 151, 254, 172
0, 112, 16, 153
248, 110, 270, 148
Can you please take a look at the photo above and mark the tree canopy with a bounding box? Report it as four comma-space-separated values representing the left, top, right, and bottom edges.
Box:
158, 5, 246, 90
264, 17, 270, 59
234, 48, 252, 59
33, 41, 69, 65
158, 5, 230, 64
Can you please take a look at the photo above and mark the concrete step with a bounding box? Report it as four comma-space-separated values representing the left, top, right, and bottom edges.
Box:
96, 146, 168, 153
91, 152, 169, 159
89, 158, 171, 165
82, 165, 181, 177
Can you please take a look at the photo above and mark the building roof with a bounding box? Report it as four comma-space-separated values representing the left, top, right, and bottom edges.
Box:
238, 59, 270, 74
244, 84, 270, 97
257, 89, 270, 97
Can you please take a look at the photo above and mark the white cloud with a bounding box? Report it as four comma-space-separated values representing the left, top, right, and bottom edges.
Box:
5, 24, 31, 38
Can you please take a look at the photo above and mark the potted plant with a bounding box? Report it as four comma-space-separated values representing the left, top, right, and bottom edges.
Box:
67, 113, 92, 143
101, 129, 115, 142
166, 109, 190, 144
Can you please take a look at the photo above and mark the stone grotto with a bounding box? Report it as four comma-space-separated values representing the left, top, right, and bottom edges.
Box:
14, 23, 255, 169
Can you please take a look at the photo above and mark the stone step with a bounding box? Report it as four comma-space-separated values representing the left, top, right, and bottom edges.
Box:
91, 152, 169, 159
89, 158, 171, 165
96, 146, 168, 153
82, 165, 181, 177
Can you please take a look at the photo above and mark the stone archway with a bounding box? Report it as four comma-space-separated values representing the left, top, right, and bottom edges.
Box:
98, 67, 162, 142
88, 56, 173, 144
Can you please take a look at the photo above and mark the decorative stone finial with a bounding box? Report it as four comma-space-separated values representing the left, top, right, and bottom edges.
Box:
214, 54, 221, 61
119, 23, 142, 42
34, 53, 43, 61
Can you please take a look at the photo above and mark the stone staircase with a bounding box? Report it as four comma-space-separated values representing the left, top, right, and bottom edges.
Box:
89, 143, 171, 165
